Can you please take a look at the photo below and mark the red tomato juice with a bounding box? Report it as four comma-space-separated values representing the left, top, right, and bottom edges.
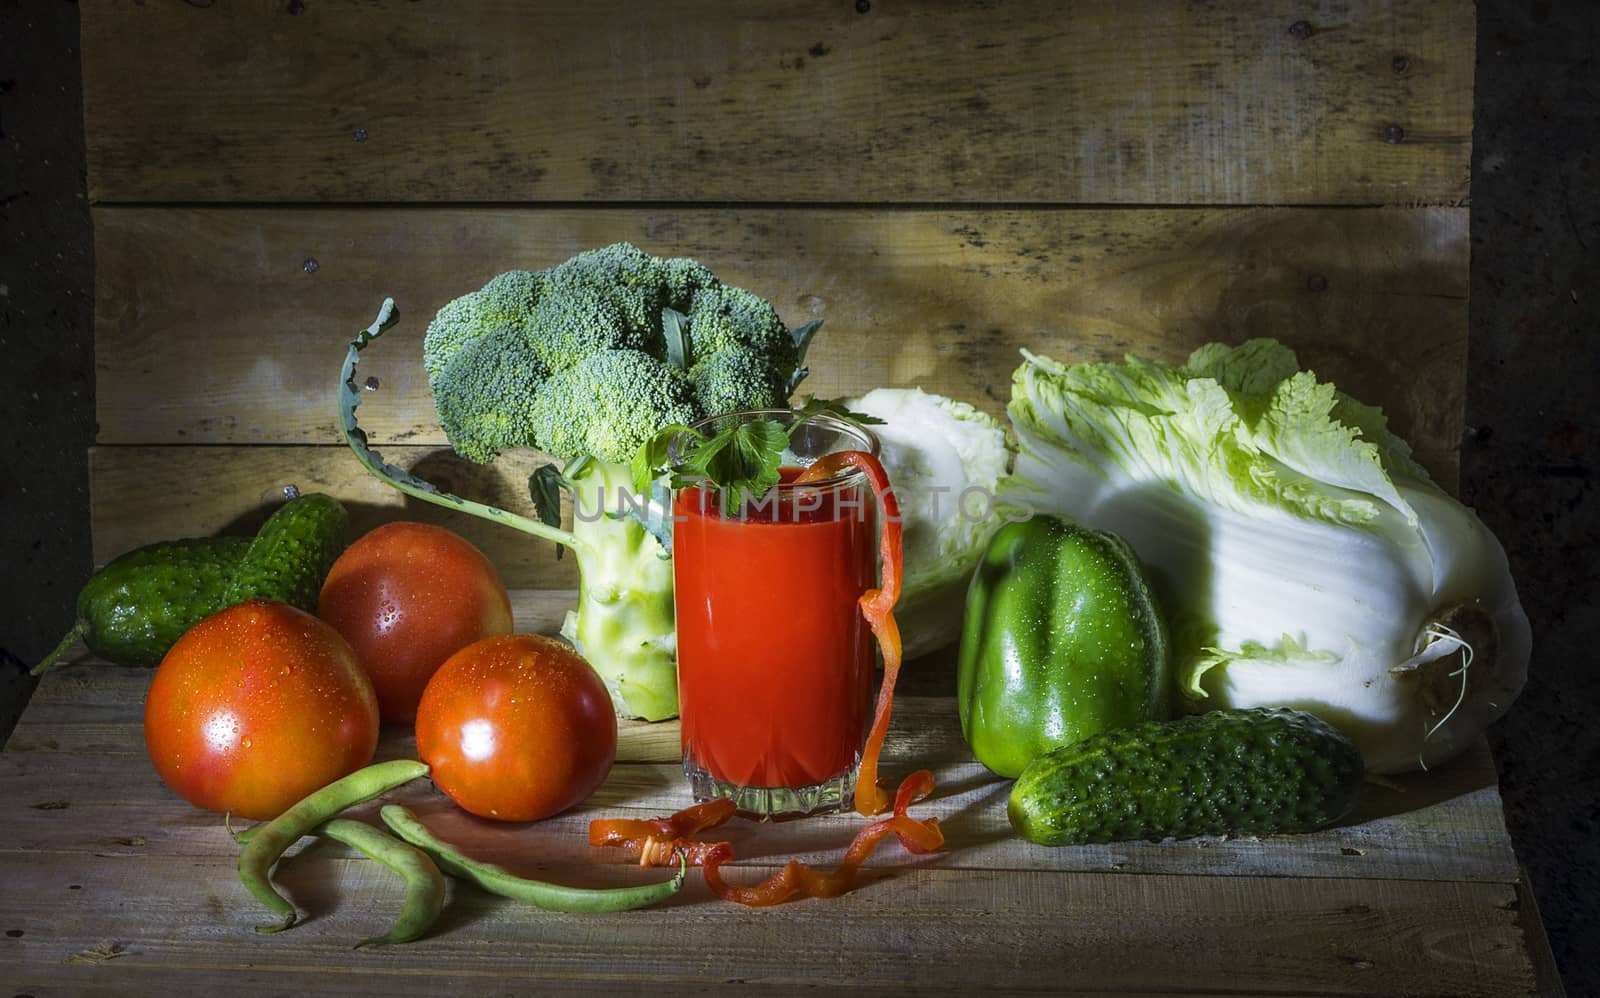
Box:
672, 471, 876, 789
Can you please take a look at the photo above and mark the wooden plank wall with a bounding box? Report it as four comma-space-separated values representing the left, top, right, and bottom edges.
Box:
79, 0, 1475, 611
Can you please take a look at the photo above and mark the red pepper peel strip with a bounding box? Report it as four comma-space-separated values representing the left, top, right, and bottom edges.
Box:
587, 774, 942, 907
587, 798, 736, 867
700, 769, 943, 906
793, 449, 905, 817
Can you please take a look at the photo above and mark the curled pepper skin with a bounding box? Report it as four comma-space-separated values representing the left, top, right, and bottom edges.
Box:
701, 770, 942, 906
794, 450, 905, 816
587, 798, 736, 867
590, 771, 943, 907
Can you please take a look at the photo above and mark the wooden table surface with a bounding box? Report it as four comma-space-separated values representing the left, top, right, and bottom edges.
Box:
0, 654, 1560, 996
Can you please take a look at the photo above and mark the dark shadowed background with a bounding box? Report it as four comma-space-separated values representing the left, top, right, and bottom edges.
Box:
1, 1, 1594, 991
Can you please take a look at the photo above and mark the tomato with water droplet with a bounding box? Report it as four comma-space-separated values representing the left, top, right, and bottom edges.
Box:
317, 522, 514, 723
415, 634, 616, 822
143, 599, 380, 820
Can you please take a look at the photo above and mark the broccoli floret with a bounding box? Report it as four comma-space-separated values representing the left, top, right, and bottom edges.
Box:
541, 242, 669, 357
432, 326, 549, 464
422, 270, 543, 381
527, 284, 645, 373
661, 257, 719, 312
530, 349, 700, 464
686, 284, 795, 372
688, 348, 787, 417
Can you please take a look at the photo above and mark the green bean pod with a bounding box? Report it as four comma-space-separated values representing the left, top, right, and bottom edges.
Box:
379, 804, 687, 913
316, 818, 446, 948
238, 759, 430, 933
225, 812, 258, 845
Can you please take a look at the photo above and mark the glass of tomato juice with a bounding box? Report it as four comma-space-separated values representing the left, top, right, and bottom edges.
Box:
670, 409, 881, 819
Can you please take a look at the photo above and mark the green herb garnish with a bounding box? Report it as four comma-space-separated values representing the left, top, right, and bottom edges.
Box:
636, 399, 884, 515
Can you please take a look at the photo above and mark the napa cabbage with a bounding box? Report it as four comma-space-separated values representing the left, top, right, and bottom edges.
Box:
1004, 340, 1529, 774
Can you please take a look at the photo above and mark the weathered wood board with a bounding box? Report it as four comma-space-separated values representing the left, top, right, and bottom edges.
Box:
79, 1, 1472, 206
0, 663, 1539, 997
93, 205, 1470, 481
87, 445, 581, 590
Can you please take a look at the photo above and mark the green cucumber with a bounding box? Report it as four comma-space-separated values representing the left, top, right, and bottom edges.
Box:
35, 537, 253, 672
33, 493, 349, 675
221, 492, 349, 612
1008, 707, 1364, 845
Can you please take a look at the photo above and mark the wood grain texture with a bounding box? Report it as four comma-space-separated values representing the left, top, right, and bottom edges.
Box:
2, 665, 1521, 886
0, 850, 1542, 997
0, 854, 1532, 996
79, 1, 1472, 206
93, 205, 1470, 481
88, 445, 579, 589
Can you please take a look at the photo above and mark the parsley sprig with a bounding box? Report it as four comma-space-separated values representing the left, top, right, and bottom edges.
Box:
635, 399, 884, 514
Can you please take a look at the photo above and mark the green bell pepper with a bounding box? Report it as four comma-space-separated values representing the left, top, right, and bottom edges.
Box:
957, 514, 1171, 778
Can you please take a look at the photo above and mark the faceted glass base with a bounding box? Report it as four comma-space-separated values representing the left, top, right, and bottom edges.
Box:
684, 751, 857, 821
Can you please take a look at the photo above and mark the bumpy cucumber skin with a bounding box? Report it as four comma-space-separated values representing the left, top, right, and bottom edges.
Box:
1008, 707, 1364, 846
78, 537, 252, 667
222, 493, 350, 612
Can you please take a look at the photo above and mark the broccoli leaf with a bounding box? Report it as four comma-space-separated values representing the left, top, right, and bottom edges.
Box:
529, 463, 568, 560
339, 298, 580, 551
789, 396, 886, 428
661, 307, 690, 371
786, 319, 825, 395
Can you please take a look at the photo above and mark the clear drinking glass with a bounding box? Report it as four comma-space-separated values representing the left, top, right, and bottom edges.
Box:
669, 409, 881, 818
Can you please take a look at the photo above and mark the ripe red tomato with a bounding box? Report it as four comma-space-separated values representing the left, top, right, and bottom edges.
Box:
144, 599, 380, 820
317, 521, 514, 724
415, 634, 617, 822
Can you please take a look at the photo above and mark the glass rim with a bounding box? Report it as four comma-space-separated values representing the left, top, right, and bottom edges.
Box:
672, 407, 881, 493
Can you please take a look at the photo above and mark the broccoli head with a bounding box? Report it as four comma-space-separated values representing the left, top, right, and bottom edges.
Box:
423, 242, 818, 467
527, 284, 646, 373
432, 326, 549, 464
529, 349, 700, 464
541, 243, 669, 357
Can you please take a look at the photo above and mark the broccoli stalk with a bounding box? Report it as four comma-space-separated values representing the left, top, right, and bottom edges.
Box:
561, 459, 678, 721
339, 244, 822, 722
